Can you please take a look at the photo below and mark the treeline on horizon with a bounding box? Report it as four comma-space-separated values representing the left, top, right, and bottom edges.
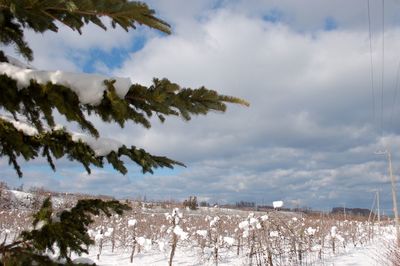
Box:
1, 181, 375, 217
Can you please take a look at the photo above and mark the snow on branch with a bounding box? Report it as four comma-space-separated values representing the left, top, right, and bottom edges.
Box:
71, 133, 122, 157
0, 115, 121, 156
0, 62, 131, 105
1, 115, 38, 136
0, 116, 184, 177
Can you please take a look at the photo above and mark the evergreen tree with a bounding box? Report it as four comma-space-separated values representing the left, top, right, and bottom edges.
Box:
0, 0, 248, 264
183, 196, 198, 210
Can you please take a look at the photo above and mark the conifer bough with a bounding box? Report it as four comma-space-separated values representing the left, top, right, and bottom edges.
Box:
0, 1, 248, 264
0, 0, 249, 178
0, 0, 171, 61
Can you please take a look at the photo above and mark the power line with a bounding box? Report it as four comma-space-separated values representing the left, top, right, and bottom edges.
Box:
381, 0, 385, 136
367, 0, 376, 129
389, 61, 400, 129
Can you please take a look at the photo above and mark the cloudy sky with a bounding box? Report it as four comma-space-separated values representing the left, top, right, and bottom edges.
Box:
3, 0, 400, 213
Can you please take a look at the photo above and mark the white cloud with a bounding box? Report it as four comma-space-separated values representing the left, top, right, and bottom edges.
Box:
110, 5, 400, 210
3, 1, 400, 212
2, 17, 145, 72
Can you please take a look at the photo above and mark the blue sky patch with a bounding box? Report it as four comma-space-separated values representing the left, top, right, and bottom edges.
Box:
324, 17, 338, 31
263, 9, 284, 23
82, 35, 147, 74
82, 48, 126, 73
130, 166, 181, 179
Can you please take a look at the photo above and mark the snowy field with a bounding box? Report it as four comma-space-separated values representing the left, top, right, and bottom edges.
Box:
0, 190, 397, 265
73, 234, 395, 266
69, 218, 396, 266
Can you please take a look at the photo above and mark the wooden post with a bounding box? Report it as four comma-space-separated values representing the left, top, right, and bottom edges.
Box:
387, 149, 400, 246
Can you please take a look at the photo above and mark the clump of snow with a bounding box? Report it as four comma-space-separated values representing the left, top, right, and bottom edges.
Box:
137, 237, 152, 251
34, 220, 46, 230
94, 231, 103, 241
50, 212, 61, 223
104, 227, 113, 237
173, 225, 188, 240
238, 220, 249, 230
239, 213, 263, 238
87, 229, 94, 238
196, 230, 208, 238
128, 219, 137, 227
331, 226, 337, 237
0, 115, 122, 156
306, 227, 317, 236
273, 200, 283, 208
71, 133, 122, 156
158, 240, 166, 252
166, 208, 183, 224
160, 224, 166, 233
209, 216, 220, 227
0, 115, 38, 136
0, 62, 131, 105
223, 237, 235, 246
249, 217, 258, 226
270, 231, 279, 237
53, 124, 64, 131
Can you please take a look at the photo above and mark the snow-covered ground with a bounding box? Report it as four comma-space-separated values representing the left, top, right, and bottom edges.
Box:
0, 190, 396, 265
74, 235, 395, 266
7, 189, 65, 209
319, 244, 378, 266
70, 212, 396, 266
316, 236, 394, 266
74, 246, 246, 266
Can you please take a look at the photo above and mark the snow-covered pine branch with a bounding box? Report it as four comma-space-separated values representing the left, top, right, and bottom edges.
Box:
0, 62, 131, 105
0, 1, 249, 264
0, 53, 246, 177
0, 116, 183, 177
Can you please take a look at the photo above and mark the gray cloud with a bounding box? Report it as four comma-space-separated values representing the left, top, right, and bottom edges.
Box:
112, 3, 400, 211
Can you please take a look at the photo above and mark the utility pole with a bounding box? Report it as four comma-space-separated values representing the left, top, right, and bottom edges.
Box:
368, 192, 377, 239
387, 149, 400, 246
377, 190, 381, 233
376, 190, 381, 227
376, 148, 400, 245
343, 203, 346, 220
